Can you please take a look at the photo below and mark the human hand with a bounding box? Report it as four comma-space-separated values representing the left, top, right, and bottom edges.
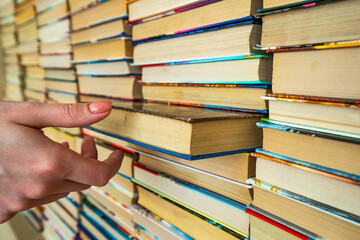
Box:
0, 101, 124, 223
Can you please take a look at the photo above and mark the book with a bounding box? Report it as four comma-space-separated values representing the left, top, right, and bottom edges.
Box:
15, 4, 35, 25
133, 23, 261, 65
135, 54, 272, 83
272, 46, 360, 99
37, 1, 68, 26
25, 77, 45, 92
39, 54, 72, 68
78, 76, 142, 100
21, 52, 39, 66
18, 40, 38, 53
75, 59, 141, 76
38, 18, 70, 43
137, 186, 243, 240
142, 83, 269, 113
43, 205, 77, 240
128, 0, 203, 22
258, 121, 360, 175
72, 37, 132, 63
261, 0, 360, 47
71, 0, 127, 30
255, 156, 360, 215
265, 95, 360, 134
250, 180, 360, 240
26, 66, 45, 78
247, 207, 321, 240
68, 0, 95, 12
136, 150, 254, 204
47, 90, 78, 104
35, 0, 65, 13
24, 88, 46, 102
40, 39, 71, 54
101, 181, 138, 207
70, 18, 131, 45
262, 0, 303, 9
87, 100, 263, 159
45, 79, 78, 94
131, 0, 262, 41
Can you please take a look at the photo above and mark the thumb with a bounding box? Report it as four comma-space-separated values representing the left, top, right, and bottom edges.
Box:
8, 101, 112, 128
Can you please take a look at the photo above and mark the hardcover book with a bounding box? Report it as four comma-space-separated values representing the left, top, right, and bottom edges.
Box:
87, 100, 263, 159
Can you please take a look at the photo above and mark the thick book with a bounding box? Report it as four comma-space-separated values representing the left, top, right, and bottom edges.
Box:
136, 186, 244, 240
40, 39, 71, 54
272, 46, 360, 99
87, 100, 263, 159
38, 18, 69, 43
71, 0, 127, 30
136, 149, 254, 204
45, 79, 78, 94
264, 94, 360, 135
131, 0, 262, 42
133, 22, 261, 65
78, 75, 142, 100
248, 179, 360, 240
254, 155, 360, 216
70, 18, 131, 45
258, 121, 360, 176
39, 54, 72, 68
142, 83, 269, 113
75, 59, 141, 76
138, 54, 272, 83
72, 37, 132, 63
260, 0, 360, 47
17, 20, 37, 42
37, 1, 68, 26
128, 0, 203, 22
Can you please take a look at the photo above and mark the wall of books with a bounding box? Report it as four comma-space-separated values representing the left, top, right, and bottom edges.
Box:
0, 0, 359, 239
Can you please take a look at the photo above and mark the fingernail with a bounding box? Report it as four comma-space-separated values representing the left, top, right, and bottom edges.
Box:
89, 101, 112, 114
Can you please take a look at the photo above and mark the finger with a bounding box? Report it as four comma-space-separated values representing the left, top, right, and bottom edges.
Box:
65, 150, 124, 187
8, 101, 112, 128
61, 142, 70, 148
81, 136, 98, 159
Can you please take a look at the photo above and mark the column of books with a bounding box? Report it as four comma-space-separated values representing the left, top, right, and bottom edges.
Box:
69, 0, 142, 239
14, 0, 45, 102
247, 1, 360, 240
1, 0, 24, 101
81, 0, 271, 239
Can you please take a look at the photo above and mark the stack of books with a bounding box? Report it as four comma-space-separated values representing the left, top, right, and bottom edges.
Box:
68, 0, 140, 238
247, 1, 360, 239
70, 0, 141, 102
82, 0, 270, 239
1, 0, 24, 101
15, 0, 45, 102
36, 0, 77, 106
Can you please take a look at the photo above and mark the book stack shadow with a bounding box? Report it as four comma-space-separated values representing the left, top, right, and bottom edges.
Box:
246, 1, 360, 239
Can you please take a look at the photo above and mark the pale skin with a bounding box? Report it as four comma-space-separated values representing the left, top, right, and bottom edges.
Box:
0, 100, 124, 223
